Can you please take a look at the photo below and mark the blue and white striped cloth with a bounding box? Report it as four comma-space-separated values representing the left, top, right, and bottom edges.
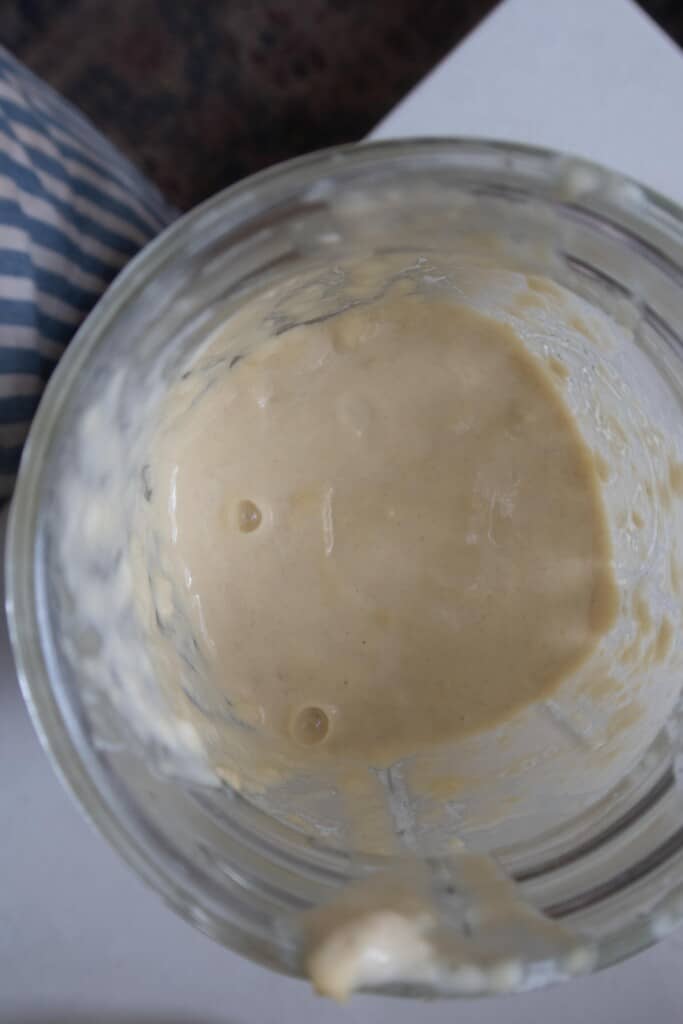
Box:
0, 45, 176, 499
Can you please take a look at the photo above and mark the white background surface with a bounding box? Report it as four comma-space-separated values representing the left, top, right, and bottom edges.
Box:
373, 0, 683, 205
2, 1, 683, 1020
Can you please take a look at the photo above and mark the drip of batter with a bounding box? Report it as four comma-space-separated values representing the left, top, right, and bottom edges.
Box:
142, 291, 617, 770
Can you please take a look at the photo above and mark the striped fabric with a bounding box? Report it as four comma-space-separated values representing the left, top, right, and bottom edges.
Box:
0, 45, 177, 500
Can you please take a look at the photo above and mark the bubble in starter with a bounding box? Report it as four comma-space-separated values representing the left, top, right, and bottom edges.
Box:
237, 499, 262, 533
292, 706, 330, 745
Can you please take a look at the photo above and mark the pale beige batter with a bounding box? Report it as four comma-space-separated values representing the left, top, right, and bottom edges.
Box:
142, 291, 617, 769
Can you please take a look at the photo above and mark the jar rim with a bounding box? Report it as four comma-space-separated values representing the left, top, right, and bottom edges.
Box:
7, 137, 683, 996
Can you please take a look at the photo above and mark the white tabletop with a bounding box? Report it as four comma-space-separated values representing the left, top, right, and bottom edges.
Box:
3, 1, 683, 1020
372, 0, 683, 206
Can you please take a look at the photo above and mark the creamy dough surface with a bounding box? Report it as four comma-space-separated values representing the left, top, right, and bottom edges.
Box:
143, 292, 617, 768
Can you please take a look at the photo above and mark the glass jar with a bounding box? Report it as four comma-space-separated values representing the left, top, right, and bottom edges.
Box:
7, 139, 683, 996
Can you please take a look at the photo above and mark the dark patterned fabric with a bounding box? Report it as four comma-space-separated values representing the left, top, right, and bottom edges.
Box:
0, 1, 680, 211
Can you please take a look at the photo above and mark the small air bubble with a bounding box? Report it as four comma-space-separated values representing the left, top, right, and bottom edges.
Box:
237, 500, 262, 533
291, 706, 330, 745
